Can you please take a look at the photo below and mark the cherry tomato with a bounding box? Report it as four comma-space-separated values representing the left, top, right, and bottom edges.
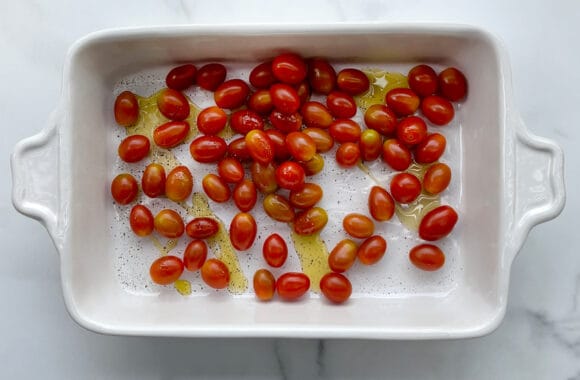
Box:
414, 133, 446, 164
385, 88, 420, 117
276, 272, 310, 300
336, 68, 370, 95
165, 165, 193, 202
154, 209, 184, 238
196, 63, 227, 91
357, 235, 387, 265
269, 110, 302, 133
111, 173, 138, 205
233, 179, 258, 212
329, 119, 362, 144
382, 138, 412, 171
320, 273, 352, 304
263, 234, 288, 267
275, 161, 305, 191
202, 173, 231, 203
153, 121, 190, 148
150, 256, 184, 285
249, 61, 276, 88
185, 217, 219, 239
289, 182, 323, 209
272, 53, 307, 85
141, 163, 166, 198
230, 212, 257, 250
390, 173, 421, 204
245, 129, 274, 165
408, 64, 438, 97
270, 83, 300, 114
197, 106, 228, 135
285, 131, 316, 162
396, 116, 428, 146
328, 239, 358, 273
409, 244, 445, 271
423, 163, 451, 195
201, 258, 230, 289
166, 64, 197, 91
190, 135, 227, 163
301, 153, 325, 176
263, 194, 295, 223
294, 207, 328, 235
368, 186, 395, 222
230, 109, 264, 135
265, 129, 291, 161
228, 137, 252, 162
157, 88, 190, 121
364, 104, 397, 136
129, 204, 154, 237
248, 90, 274, 115
114, 91, 139, 127
217, 157, 244, 183
421, 95, 455, 126
302, 127, 334, 153
214, 79, 250, 109
418, 205, 458, 241
308, 58, 336, 94
301, 101, 333, 129
326, 91, 357, 118
343, 213, 374, 239
253, 269, 276, 301
335, 142, 360, 167
183, 239, 207, 271
438, 67, 467, 101
359, 129, 382, 161
295, 81, 311, 104
118, 135, 150, 163
251, 161, 278, 194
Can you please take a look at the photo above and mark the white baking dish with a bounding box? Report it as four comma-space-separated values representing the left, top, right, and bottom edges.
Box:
11, 24, 565, 339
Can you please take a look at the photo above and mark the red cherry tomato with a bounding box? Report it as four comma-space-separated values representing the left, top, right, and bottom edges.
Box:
263, 233, 288, 267
276, 272, 310, 300
185, 217, 219, 239
249, 61, 276, 88
385, 88, 420, 117
230, 212, 257, 250
251, 162, 278, 194
357, 235, 387, 265
320, 272, 352, 303
202, 173, 231, 203
423, 163, 452, 195
233, 179, 258, 212
245, 129, 274, 165
293, 207, 328, 235
230, 109, 264, 135
214, 79, 250, 109
308, 58, 336, 94
248, 90, 274, 115
142, 163, 166, 198
336, 68, 370, 95
382, 138, 412, 171
270, 83, 301, 114
289, 182, 323, 209
263, 194, 295, 222
421, 95, 455, 126
390, 173, 421, 204
165, 166, 193, 202
408, 64, 438, 97
301, 101, 333, 129
150, 256, 184, 285
217, 157, 245, 183
129, 204, 154, 237
153, 121, 190, 148
302, 127, 334, 153
228, 137, 252, 162
359, 129, 382, 161
295, 81, 311, 104
201, 258, 230, 289
265, 129, 291, 161
154, 209, 184, 238
418, 205, 458, 241
111, 173, 138, 205
197, 106, 228, 135
396, 116, 428, 146
197, 63, 227, 91
114, 91, 139, 127
326, 91, 357, 118
166, 64, 197, 91
183, 239, 208, 271
364, 104, 397, 136
118, 135, 150, 163
368, 186, 395, 222
272, 53, 307, 85
189, 135, 227, 163
328, 239, 358, 273
253, 269, 276, 301
285, 131, 317, 162
335, 142, 360, 167
269, 110, 302, 133
275, 161, 305, 191
301, 153, 325, 176
409, 244, 445, 271
343, 213, 374, 239
329, 119, 362, 144
157, 88, 190, 121
438, 67, 467, 101
414, 133, 446, 164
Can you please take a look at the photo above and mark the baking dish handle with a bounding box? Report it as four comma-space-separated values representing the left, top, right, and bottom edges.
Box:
11, 110, 62, 249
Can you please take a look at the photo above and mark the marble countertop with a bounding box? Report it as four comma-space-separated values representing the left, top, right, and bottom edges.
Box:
1, 1, 578, 379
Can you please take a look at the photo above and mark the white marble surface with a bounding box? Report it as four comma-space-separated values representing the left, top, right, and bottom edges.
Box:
1, 0, 579, 379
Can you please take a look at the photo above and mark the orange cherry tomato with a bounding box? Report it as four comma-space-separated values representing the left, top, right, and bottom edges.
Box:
343, 213, 374, 239
382, 138, 412, 171
142, 163, 166, 198
328, 239, 358, 273
154, 209, 184, 238
414, 133, 446, 164
368, 186, 395, 222
301, 101, 333, 129
150, 255, 184, 285
249, 61, 276, 88
329, 119, 362, 144
438, 67, 467, 101
165, 165, 193, 202
229, 212, 257, 250
111, 173, 138, 205
396, 116, 428, 146
320, 272, 352, 303
228, 137, 252, 162
301, 153, 325, 176
230, 109, 264, 135
409, 244, 445, 271
118, 135, 150, 163
308, 58, 336, 94
336, 68, 370, 95
265, 129, 291, 162
418, 205, 458, 241
272, 53, 307, 85
276, 272, 310, 300
233, 179, 258, 212
253, 269, 276, 301
166, 64, 197, 91
129, 204, 154, 237
263, 194, 295, 223
183, 239, 207, 271
364, 104, 397, 136
293, 207, 328, 235
295, 81, 311, 104
157, 88, 190, 121
359, 129, 382, 161
217, 157, 245, 183
196, 63, 226, 91
251, 162, 278, 194
202, 173, 231, 203
269, 110, 302, 133
201, 258, 230, 289
423, 163, 451, 195
270, 83, 301, 114
245, 129, 274, 165
335, 142, 360, 167
248, 90, 274, 115
302, 127, 334, 153
197, 106, 228, 135
185, 217, 220, 239
385, 88, 420, 117
408, 64, 438, 97
153, 121, 190, 148
189, 135, 227, 163
326, 91, 357, 119
275, 161, 305, 191
114, 91, 139, 127
421, 95, 455, 126
285, 131, 316, 162
357, 235, 387, 265
214, 79, 250, 109
390, 173, 421, 204
289, 182, 323, 209
263, 233, 288, 267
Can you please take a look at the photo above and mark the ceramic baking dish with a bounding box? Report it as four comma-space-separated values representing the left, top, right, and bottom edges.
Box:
11, 24, 565, 339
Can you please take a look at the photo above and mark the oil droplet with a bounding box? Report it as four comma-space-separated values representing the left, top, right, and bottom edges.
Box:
356, 71, 408, 112
218, 121, 235, 140
291, 232, 329, 293
357, 161, 381, 186
174, 279, 192, 296
150, 236, 178, 256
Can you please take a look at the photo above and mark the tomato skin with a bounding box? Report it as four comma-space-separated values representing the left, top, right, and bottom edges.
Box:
270, 83, 301, 114
196, 63, 227, 91
438, 67, 467, 101
301, 101, 333, 129
129, 204, 154, 236
408, 64, 438, 97
326, 91, 357, 119
233, 179, 258, 212
276, 272, 310, 300
217, 157, 245, 184
336, 68, 370, 95
229, 212, 257, 250
414, 133, 446, 164
385, 88, 420, 117
390, 173, 421, 204
245, 129, 275, 165
301, 153, 325, 176
397, 116, 428, 146
302, 127, 334, 153
320, 273, 352, 303
359, 129, 383, 161
272, 53, 307, 85
308, 58, 336, 94
253, 269, 276, 301
265, 129, 291, 162
328, 239, 358, 273
423, 163, 451, 195
154, 209, 185, 238
214, 79, 250, 109
421, 95, 455, 126
150, 256, 184, 285
141, 163, 166, 198
166, 64, 197, 91
251, 162, 278, 194
329, 119, 362, 144
335, 142, 360, 167
249, 61, 276, 88
285, 131, 317, 162
289, 182, 323, 209
183, 239, 208, 271
165, 166, 193, 202
118, 135, 150, 163
157, 88, 190, 121
197, 106, 227, 135
275, 161, 305, 191
269, 110, 302, 133
230, 109, 264, 135
185, 217, 219, 239
382, 138, 412, 171
202, 173, 231, 203
263, 233, 288, 267
248, 90, 274, 115
263, 194, 295, 223
343, 213, 375, 239
368, 186, 395, 222
201, 258, 230, 289
228, 137, 252, 162
190, 135, 227, 163
114, 91, 139, 127
295, 81, 311, 105
418, 205, 458, 241
294, 207, 328, 235
357, 235, 387, 265
153, 121, 190, 148
409, 244, 445, 271
364, 104, 397, 136
111, 173, 138, 205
